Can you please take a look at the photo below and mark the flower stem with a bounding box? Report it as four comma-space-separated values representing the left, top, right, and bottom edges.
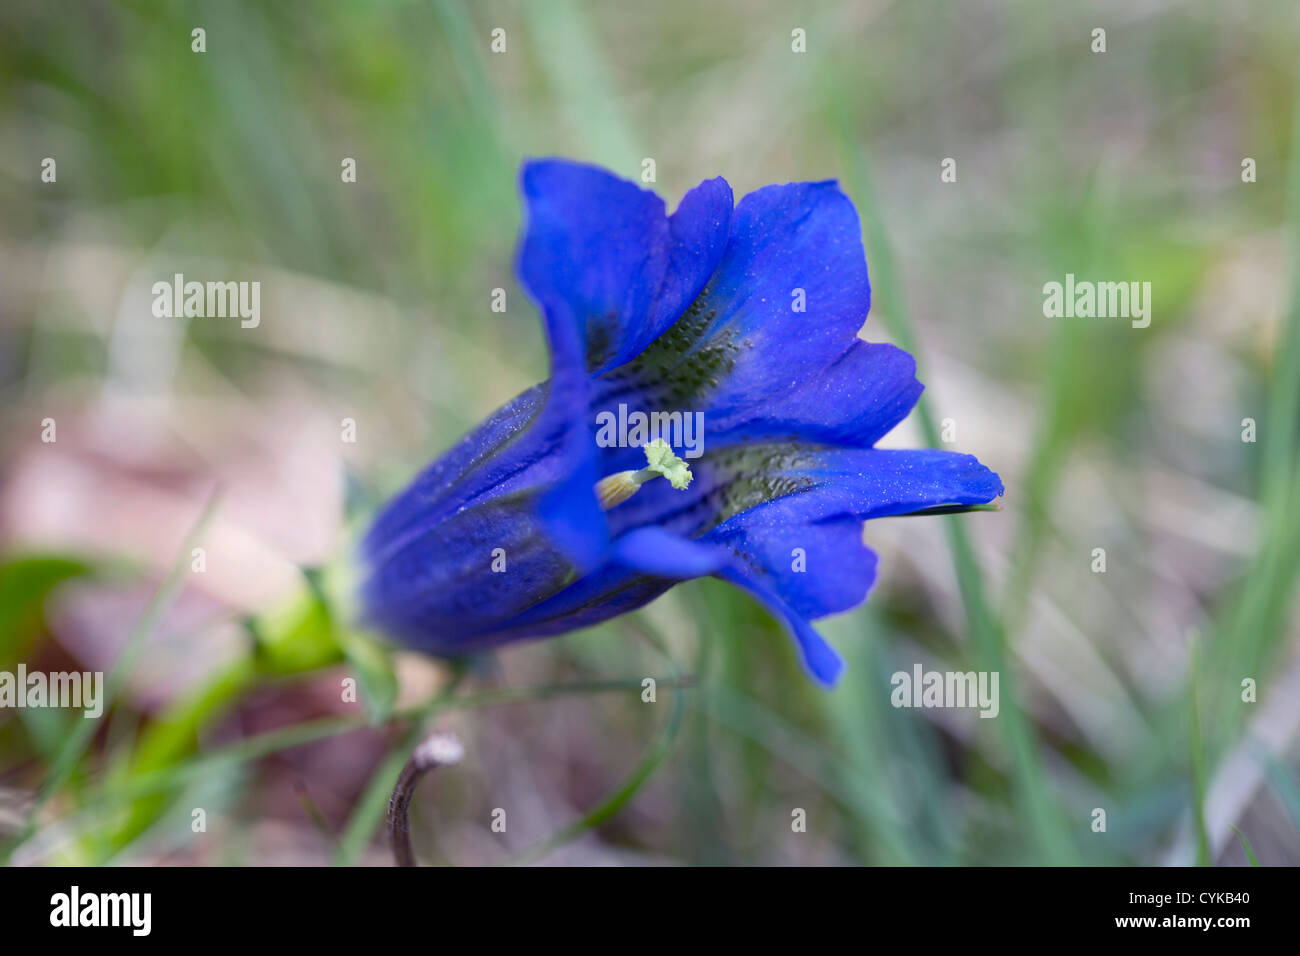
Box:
386, 731, 465, 867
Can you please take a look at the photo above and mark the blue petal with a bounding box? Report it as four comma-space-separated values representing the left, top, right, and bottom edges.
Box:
537, 440, 608, 572
479, 558, 670, 641
362, 385, 545, 569
517, 159, 733, 375
610, 526, 731, 577
719, 566, 845, 685
516, 161, 733, 568
482, 529, 730, 640
709, 339, 923, 447
706, 511, 879, 620
612, 525, 847, 684
603, 446, 998, 676
361, 487, 575, 652
540, 524, 848, 685
755, 448, 1005, 523
602, 180, 872, 419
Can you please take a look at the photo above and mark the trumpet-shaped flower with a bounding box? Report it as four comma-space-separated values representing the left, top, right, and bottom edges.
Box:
361, 159, 1002, 684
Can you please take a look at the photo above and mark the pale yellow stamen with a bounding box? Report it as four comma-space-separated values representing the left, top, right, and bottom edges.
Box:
594, 438, 694, 511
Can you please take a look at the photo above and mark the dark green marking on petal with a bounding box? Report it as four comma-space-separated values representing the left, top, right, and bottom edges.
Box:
586, 313, 617, 370
699, 443, 821, 531
601, 287, 744, 406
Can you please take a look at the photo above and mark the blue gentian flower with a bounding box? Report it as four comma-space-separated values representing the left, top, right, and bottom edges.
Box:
361, 159, 1002, 685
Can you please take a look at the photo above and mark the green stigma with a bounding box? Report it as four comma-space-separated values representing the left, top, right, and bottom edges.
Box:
640, 438, 693, 490
595, 438, 694, 510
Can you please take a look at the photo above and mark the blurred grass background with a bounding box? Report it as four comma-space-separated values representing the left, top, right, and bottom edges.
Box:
2, 0, 1299, 865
